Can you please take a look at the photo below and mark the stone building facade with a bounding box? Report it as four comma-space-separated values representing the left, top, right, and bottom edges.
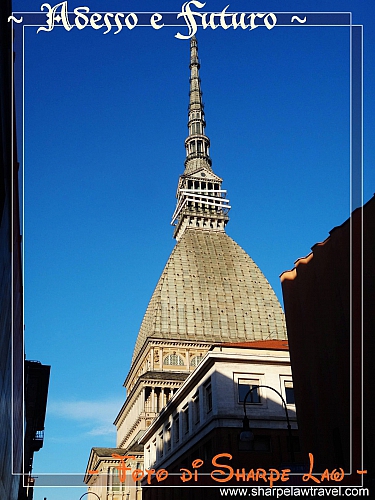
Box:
140, 341, 299, 498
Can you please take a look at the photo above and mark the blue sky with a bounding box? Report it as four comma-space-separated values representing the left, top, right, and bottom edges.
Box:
11, 1, 374, 499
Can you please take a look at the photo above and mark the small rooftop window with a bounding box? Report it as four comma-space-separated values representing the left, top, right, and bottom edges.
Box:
164, 354, 184, 366
191, 355, 203, 367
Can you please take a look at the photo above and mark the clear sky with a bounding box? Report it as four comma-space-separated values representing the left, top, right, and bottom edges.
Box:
11, 0, 374, 499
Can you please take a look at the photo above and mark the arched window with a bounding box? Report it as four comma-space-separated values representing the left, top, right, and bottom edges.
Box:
164, 354, 184, 366
190, 355, 203, 367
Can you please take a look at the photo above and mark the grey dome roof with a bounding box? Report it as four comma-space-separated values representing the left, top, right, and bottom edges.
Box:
131, 228, 287, 363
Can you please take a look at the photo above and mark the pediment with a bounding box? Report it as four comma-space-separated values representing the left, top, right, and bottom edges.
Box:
185, 168, 222, 183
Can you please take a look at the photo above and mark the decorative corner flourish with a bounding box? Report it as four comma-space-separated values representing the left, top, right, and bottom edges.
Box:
291, 16, 307, 24
8, 15, 23, 23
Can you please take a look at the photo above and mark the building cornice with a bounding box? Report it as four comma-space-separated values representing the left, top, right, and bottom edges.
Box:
125, 338, 212, 389
138, 345, 292, 446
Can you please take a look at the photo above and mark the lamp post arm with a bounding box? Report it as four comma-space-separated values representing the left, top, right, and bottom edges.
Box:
243, 385, 288, 421
79, 492, 101, 500
242, 384, 295, 462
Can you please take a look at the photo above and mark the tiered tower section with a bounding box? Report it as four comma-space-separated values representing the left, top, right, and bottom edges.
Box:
172, 37, 230, 240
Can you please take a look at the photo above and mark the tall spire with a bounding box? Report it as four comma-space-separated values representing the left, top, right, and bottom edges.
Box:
171, 37, 231, 241
184, 36, 212, 174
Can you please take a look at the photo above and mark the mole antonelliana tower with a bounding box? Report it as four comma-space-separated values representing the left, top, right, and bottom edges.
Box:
114, 33, 286, 454
85, 36, 287, 492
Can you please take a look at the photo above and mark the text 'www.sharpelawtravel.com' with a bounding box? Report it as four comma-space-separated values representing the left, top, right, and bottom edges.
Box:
219, 486, 370, 497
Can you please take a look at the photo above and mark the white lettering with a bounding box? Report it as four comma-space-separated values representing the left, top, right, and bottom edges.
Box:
74, 6, 89, 30
102, 13, 114, 35
90, 12, 103, 30
37, 1, 277, 37
175, 1, 277, 39
150, 12, 164, 30
37, 1, 73, 33
124, 12, 138, 30
114, 13, 124, 34
175, 0, 206, 40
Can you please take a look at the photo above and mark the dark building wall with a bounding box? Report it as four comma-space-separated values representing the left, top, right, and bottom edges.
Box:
0, 1, 24, 499
142, 426, 302, 499
363, 197, 375, 485
170, 426, 301, 473
280, 197, 374, 484
19, 361, 50, 500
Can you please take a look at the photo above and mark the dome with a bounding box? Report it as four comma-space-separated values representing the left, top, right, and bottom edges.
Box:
131, 228, 287, 363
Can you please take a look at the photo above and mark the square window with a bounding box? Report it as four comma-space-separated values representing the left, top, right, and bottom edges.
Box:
285, 381, 295, 404
238, 379, 260, 404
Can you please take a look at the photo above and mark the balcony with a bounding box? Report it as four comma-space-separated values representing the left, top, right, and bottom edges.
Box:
32, 430, 44, 452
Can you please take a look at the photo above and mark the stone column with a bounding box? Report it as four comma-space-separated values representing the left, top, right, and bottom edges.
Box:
159, 348, 163, 370
151, 388, 155, 412
141, 387, 145, 413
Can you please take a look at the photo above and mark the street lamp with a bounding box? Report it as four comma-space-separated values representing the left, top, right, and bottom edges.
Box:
240, 384, 295, 463
79, 492, 101, 500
